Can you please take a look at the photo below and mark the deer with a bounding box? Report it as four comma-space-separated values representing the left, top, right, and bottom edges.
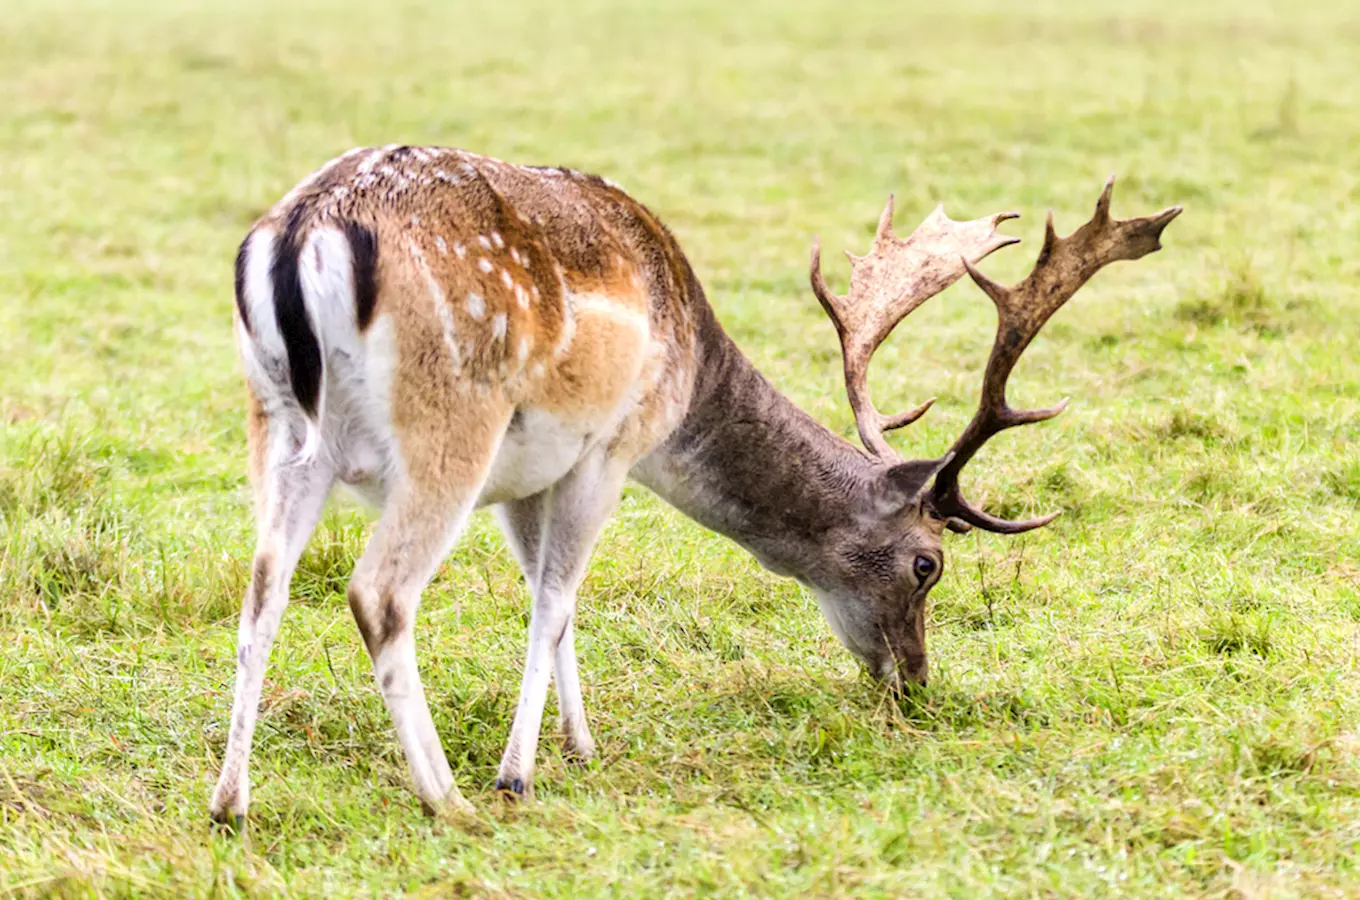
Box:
210, 142, 1180, 828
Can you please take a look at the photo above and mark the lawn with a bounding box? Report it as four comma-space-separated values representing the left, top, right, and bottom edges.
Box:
2, 0, 1359, 895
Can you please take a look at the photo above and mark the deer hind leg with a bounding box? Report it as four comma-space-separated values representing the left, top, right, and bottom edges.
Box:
495, 493, 596, 762
347, 404, 512, 816
494, 451, 627, 797
210, 404, 335, 828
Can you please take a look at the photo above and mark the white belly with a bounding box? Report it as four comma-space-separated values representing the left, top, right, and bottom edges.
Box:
477, 408, 593, 506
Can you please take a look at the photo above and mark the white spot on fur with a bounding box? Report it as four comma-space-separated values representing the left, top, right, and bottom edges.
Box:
531, 285, 541, 300
555, 311, 576, 356
410, 214, 421, 227
435, 236, 448, 255
478, 258, 493, 273
491, 231, 504, 249
466, 292, 485, 320
500, 269, 514, 289
518, 336, 532, 363
454, 242, 467, 259
356, 149, 385, 175
515, 284, 529, 309
478, 235, 493, 250
510, 248, 522, 265
491, 313, 507, 340
407, 237, 461, 369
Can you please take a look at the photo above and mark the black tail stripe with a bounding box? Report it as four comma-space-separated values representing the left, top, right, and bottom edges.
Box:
233, 236, 252, 334
344, 221, 379, 330
272, 208, 323, 418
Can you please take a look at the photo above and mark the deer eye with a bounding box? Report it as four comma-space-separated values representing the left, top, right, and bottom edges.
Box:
913, 555, 936, 581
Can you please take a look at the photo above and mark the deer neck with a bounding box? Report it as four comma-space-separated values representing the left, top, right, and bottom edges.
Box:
633, 302, 875, 584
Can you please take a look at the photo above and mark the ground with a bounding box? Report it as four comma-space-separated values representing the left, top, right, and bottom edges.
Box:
1, 0, 1359, 896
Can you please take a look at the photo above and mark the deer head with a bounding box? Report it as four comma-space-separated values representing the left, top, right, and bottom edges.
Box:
808, 177, 1181, 689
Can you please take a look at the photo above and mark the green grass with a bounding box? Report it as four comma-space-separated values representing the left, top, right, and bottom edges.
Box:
2, 0, 1359, 895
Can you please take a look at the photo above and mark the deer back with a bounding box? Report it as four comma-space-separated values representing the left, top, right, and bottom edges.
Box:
235, 146, 701, 465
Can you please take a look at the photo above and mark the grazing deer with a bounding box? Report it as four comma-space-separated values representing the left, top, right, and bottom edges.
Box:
210, 144, 1180, 826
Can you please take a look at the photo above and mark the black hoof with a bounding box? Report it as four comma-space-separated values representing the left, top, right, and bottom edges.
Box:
562, 744, 595, 766
494, 776, 525, 797
210, 812, 245, 835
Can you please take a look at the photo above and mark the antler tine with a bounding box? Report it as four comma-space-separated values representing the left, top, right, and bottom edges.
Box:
809, 200, 1020, 460
930, 176, 1183, 533
874, 194, 897, 245
809, 236, 845, 333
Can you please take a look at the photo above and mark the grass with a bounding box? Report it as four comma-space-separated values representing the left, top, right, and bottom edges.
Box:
2, 0, 1359, 895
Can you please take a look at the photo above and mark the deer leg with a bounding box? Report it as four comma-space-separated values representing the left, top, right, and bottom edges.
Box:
210, 425, 334, 829
495, 493, 596, 761
493, 491, 547, 587
347, 409, 511, 816
495, 452, 625, 797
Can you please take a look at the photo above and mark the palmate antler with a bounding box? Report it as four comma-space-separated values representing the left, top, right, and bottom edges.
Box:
813, 177, 1182, 533
810, 199, 1019, 458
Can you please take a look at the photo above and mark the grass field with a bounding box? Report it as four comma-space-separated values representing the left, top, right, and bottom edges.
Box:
2, 0, 1359, 895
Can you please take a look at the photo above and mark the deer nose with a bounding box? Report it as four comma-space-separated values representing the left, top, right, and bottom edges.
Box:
901, 654, 929, 688
877, 656, 928, 693
882, 656, 928, 693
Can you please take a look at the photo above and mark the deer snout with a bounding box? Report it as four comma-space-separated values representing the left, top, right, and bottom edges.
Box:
879, 607, 929, 692
875, 651, 928, 693
899, 652, 928, 689
875, 655, 930, 690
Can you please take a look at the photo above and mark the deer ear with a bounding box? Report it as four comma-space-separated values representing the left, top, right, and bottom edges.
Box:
870, 455, 953, 517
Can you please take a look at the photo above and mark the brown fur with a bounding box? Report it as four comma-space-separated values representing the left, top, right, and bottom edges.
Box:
250, 147, 696, 473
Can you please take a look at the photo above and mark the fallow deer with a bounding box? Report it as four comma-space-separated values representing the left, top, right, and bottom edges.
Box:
210, 144, 1180, 827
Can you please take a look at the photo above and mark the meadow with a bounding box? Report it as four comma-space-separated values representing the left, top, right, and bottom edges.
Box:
2, 0, 1359, 895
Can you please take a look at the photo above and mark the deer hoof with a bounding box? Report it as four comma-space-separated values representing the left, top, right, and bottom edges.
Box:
563, 736, 596, 764
494, 776, 527, 798
210, 811, 246, 836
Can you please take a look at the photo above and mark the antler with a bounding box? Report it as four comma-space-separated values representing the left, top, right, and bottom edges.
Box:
928, 176, 1183, 533
810, 197, 1019, 459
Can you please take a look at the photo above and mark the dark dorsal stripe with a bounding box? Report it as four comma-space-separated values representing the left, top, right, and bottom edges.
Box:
345, 221, 379, 330
233, 236, 252, 334
271, 206, 323, 418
